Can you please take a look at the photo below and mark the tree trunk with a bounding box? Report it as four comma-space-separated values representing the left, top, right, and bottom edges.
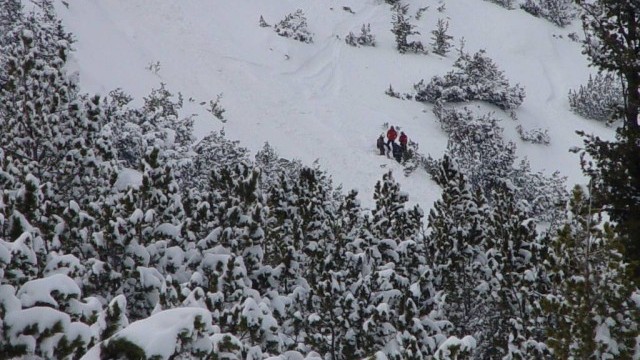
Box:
624, 71, 640, 129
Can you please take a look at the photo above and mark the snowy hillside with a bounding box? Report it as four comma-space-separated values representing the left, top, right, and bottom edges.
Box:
55, 0, 611, 210
3, 0, 638, 359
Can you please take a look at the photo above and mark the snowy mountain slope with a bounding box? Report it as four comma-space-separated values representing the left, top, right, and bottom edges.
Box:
53, 0, 613, 210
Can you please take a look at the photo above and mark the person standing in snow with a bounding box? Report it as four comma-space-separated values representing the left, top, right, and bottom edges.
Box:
376, 134, 386, 155
392, 142, 402, 163
399, 131, 408, 154
386, 126, 398, 152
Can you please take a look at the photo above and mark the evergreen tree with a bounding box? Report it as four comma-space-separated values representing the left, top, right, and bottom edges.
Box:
521, 0, 576, 27
371, 171, 422, 245
0, 0, 21, 47
576, 0, 640, 128
415, 50, 525, 110
345, 24, 376, 47
425, 156, 489, 342
431, 19, 453, 56
482, 183, 550, 359
542, 185, 639, 358
573, 0, 640, 282
264, 171, 305, 294
576, 126, 640, 281
568, 72, 624, 123
391, 3, 425, 54
274, 9, 313, 43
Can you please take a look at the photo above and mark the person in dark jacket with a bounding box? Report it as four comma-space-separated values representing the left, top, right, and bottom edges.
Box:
376, 134, 386, 155
392, 141, 402, 163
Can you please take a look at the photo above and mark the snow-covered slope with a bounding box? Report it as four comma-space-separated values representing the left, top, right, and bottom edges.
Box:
53, 0, 612, 210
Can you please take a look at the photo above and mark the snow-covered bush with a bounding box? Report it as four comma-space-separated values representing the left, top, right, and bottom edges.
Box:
429, 105, 566, 222
568, 72, 624, 124
431, 101, 475, 133
0, 276, 97, 359
274, 9, 313, 44
434, 336, 476, 359
90, 308, 221, 359
485, 0, 514, 9
345, 23, 376, 47
414, 50, 525, 110
516, 125, 551, 145
103, 84, 195, 171
521, 0, 576, 27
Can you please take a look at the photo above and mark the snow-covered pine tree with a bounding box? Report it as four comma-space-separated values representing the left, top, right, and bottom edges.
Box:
85, 147, 186, 319
568, 72, 624, 124
254, 142, 302, 193
294, 167, 339, 341
183, 131, 250, 194
0, 273, 97, 358
286, 167, 336, 284
0, 0, 21, 45
542, 185, 639, 358
481, 182, 550, 359
205, 163, 266, 284
0, 9, 73, 239
305, 189, 379, 359
521, 0, 576, 27
414, 50, 525, 110
0, 5, 74, 180
425, 156, 489, 343
430, 105, 567, 223
263, 171, 305, 296
134, 147, 185, 248
345, 24, 376, 47
516, 124, 551, 145
92, 295, 130, 342
485, 0, 514, 9
370, 171, 422, 245
274, 9, 313, 44
445, 111, 517, 199
431, 19, 453, 56
391, 3, 425, 54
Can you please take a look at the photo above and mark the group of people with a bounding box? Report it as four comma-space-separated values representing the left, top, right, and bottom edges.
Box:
377, 126, 408, 163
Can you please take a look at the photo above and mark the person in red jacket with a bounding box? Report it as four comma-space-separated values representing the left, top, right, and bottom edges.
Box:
386, 126, 397, 151
399, 131, 408, 153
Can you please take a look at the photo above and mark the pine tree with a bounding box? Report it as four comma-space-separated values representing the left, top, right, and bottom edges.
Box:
425, 156, 489, 342
542, 185, 639, 358
431, 19, 453, 56
0, 0, 21, 44
391, 3, 425, 54
521, 0, 576, 27
576, 0, 640, 128
415, 50, 525, 109
568, 72, 624, 123
345, 24, 376, 47
481, 182, 550, 359
274, 9, 313, 43
576, 126, 640, 281
573, 0, 640, 282
371, 171, 422, 245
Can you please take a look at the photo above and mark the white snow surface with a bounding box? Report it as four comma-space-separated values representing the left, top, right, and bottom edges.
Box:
49, 0, 614, 211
